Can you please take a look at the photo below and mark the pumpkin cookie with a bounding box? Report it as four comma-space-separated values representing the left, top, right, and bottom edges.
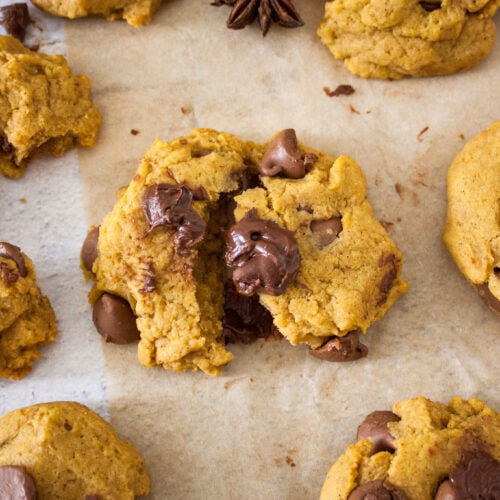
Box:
0, 242, 57, 380
0, 35, 101, 179
31, 0, 161, 27
0, 401, 150, 499
443, 121, 500, 316
320, 396, 500, 499
317, 0, 499, 79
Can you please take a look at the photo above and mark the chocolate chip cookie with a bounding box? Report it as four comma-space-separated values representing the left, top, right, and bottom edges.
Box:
0, 35, 101, 179
317, 0, 499, 79
443, 121, 500, 316
31, 0, 161, 27
320, 396, 500, 499
0, 401, 150, 499
82, 128, 407, 376
0, 242, 57, 380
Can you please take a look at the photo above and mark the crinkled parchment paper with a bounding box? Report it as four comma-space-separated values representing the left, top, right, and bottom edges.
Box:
1, 1, 499, 498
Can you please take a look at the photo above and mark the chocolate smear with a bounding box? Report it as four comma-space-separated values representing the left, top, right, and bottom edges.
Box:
259, 129, 316, 179
323, 84, 355, 97
477, 282, 500, 314
309, 331, 368, 362
143, 183, 206, 256
224, 209, 300, 296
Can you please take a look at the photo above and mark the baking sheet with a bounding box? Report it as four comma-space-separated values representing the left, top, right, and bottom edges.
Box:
1, 1, 499, 498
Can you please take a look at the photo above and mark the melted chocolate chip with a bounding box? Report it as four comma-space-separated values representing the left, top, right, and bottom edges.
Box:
224, 209, 300, 296
259, 129, 317, 179
139, 263, 155, 293
309, 331, 368, 362
377, 253, 398, 306
142, 183, 206, 256
348, 480, 408, 500
449, 450, 500, 499
0, 242, 27, 277
81, 227, 100, 273
476, 283, 500, 314
92, 293, 141, 344
434, 480, 459, 500
0, 466, 37, 500
223, 280, 279, 343
356, 410, 400, 454
0, 3, 31, 42
310, 217, 343, 247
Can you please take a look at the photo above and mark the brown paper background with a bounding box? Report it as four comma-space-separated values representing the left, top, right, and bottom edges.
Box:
55, 1, 500, 498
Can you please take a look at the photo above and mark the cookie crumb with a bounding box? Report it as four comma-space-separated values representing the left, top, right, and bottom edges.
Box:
417, 126, 429, 142
323, 84, 355, 97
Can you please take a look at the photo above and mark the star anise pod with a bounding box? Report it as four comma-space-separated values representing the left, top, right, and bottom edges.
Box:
213, 0, 304, 37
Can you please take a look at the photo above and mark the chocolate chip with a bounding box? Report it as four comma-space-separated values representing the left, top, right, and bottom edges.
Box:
142, 183, 206, 256
0, 3, 31, 42
309, 331, 368, 362
0, 466, 37, 500
356, 410, 400, 454
81, 226, 100, 273
434, 480, 459, 500
420, 1, 441, 12
449, 450, 500, 498
259, 129, 316, 179
0, 242, 27, 277
476, 283, 500, 314
310, 217, 343, 247
224, 209, 301, 296
377, 253, 398, 306
92, 293, 141, 344
192, 149, 213, 158
348, 480, 408, 500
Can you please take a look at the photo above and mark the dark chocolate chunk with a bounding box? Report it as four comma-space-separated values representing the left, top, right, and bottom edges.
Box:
449, 450, 500, 499
348, 480, 408, 500
356, 410, 400, 454
0, 3, 31, 42
434, 480, 460, 500
224, 209, 300, 296
310, 217, 343, 247
81, 226, 100, 273
0, 465, 37, 500
223, 280, 279, 343
142, 183, 206, 256
477, 283, 500, 314
92, 293, 141, 344
0, 242, 27, 277
420, 1, 441, 12
309, 331, 368, 362
259, 129, 316, 179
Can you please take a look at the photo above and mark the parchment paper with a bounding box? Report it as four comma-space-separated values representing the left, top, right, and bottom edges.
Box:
1, 1, 499, 498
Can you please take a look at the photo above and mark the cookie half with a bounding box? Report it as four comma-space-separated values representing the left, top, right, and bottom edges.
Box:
443, 121, 500, 316
0, 35, 101, 178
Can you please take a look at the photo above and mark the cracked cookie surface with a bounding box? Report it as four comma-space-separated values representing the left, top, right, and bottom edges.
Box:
317, 0, 500, 79
443, 121, 500, 316
0, 402, 150, 499
0, 35, 101, 179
